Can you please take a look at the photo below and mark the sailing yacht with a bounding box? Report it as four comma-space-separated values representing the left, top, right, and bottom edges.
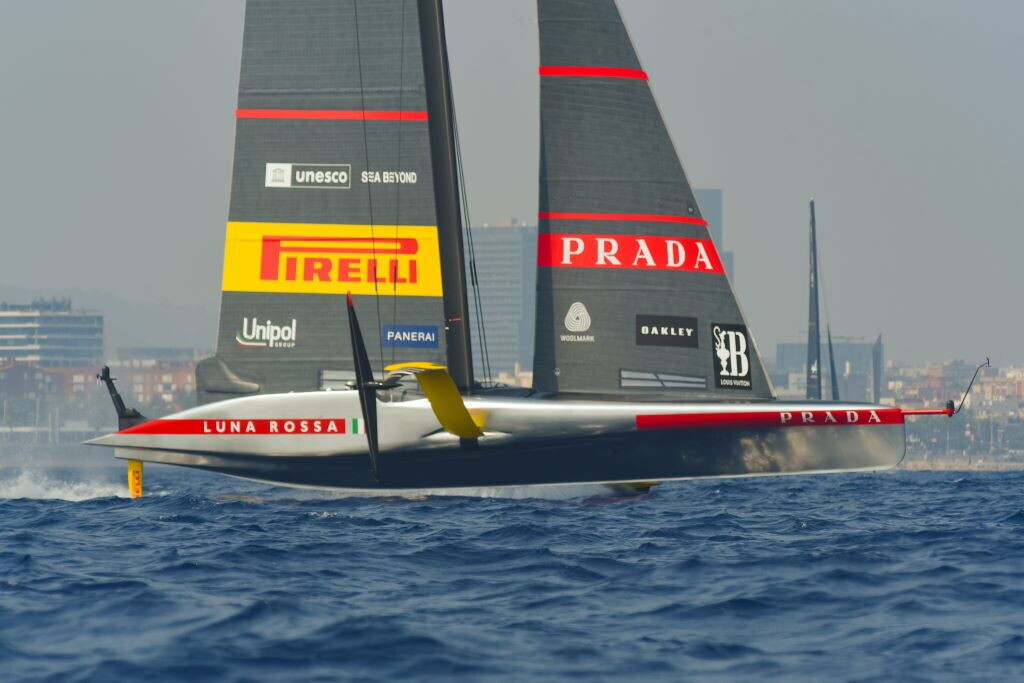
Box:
88, 0, 944, 496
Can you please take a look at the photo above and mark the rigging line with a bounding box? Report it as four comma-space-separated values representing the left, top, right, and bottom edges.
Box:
452, 111, 492, 385
441, 31, 490, 385
352, 0, 386, 374
817, 220, 836, 380
388, 0, 409, 369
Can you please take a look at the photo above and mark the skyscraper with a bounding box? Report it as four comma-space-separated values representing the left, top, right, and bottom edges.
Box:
694, 188, 734, 280
465, 224, 538, 379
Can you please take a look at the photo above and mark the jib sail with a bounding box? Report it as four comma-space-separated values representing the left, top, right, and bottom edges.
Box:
532, 0, 773, 399
198, 0, 448, 403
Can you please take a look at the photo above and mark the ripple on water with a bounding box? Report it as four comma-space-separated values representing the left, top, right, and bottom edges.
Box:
1, 465, 1023, 680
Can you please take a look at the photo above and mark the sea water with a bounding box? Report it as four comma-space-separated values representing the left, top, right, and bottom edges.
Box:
2, 453, 1023, 681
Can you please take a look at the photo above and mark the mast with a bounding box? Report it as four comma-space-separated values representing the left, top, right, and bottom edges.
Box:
872, 334, 883, 403
826, 325, 840, 401
417, 0, 474, 392
805, 199, 822, 400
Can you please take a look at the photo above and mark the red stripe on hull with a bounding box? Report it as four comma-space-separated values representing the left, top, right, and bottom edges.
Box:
636, 408, 905, 431
901, 408, 954, 416
120, 419, 351, 435
236, 109, 428, 121
540, 212, 708, 227
539, 66, 649, 80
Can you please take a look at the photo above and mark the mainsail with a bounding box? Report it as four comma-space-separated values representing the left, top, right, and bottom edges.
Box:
532, 0, 772, 399
198, 0, 449, 403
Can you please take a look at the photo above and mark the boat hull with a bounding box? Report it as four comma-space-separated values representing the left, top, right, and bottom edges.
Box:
93, 391, 906, 491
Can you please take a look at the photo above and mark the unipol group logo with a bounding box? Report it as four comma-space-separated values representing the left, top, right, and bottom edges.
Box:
538, 234, 724, 274
712, 323, 751, 389
221, 223, 443, 297
236, 318, 298, 349
265, 163, 352, 189
560, 302, 594, 343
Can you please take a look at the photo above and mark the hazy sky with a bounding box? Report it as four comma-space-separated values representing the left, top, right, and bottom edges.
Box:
1, 1, 1021, 366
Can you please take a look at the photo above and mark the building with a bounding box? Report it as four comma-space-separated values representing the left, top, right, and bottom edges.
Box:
466, 223, 538, 381
108, 359, 196, 410
117, 347, 205, 363
773, 338, 883, 402
694, 188, 735, 280
0, 298, 104, 368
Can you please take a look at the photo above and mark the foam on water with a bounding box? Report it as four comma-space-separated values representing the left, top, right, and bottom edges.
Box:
302, 483, 623, 501
0, 469, 127, 501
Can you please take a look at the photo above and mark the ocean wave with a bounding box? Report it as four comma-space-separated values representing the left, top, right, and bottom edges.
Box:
3, 466, 1024, 680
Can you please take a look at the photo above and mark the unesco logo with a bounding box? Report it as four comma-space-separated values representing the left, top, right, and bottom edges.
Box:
265, 163, 352, 189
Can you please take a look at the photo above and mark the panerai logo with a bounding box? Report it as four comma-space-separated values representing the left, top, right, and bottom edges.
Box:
236, 318, 298, 349
382, 324, 440, 349
636, 315, 698, 348
561, 302, 594, 343
265, 163, 352, 189
712, 323, 751, 389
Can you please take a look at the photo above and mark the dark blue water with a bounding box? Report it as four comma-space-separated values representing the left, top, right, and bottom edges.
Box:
2, 458, 1023, 682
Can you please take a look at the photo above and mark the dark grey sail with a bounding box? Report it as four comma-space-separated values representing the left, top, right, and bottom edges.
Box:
532, 0, 772, 399
806, 199, 822, 399
197, 0, 449, 404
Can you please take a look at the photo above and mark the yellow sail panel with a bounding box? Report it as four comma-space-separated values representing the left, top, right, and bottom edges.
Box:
221, 222, 443, 297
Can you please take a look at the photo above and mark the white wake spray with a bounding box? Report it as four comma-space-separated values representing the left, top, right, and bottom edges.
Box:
0, 470, 127, 501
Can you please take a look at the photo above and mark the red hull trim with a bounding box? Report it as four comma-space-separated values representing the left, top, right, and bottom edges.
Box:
120, 418, 354, 436
637, 408, 905, 431
901, 408, 955, 417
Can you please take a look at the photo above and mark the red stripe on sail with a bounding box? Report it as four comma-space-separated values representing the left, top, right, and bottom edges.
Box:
119, 419, 351, 435
540, 212, 708, 227
539, 66, 649, 80
236, 109, 428, 121
636, 408, 904, 431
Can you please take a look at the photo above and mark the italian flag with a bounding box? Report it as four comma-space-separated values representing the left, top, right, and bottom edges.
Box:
348, 418, 365, 435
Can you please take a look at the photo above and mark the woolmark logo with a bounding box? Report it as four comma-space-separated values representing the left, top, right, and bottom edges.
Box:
265, 163, 351, 189
236, 318, 298, 349
382, 324, 440, 349
561, 302, 594, 343
712, 323, 751, 389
